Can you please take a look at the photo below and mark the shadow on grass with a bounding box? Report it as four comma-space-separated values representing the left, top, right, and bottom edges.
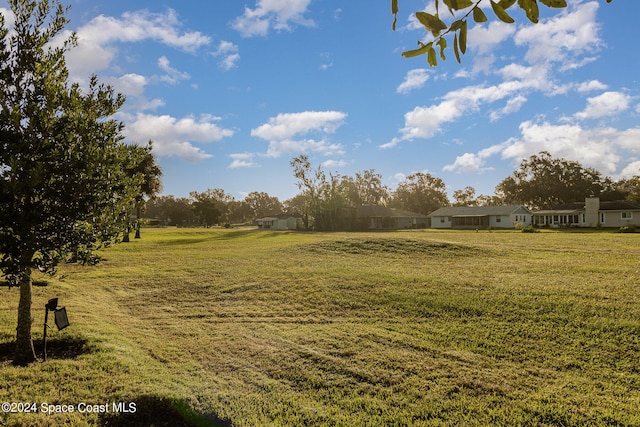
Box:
98, 395, 231, 427
0, 336, 91, 364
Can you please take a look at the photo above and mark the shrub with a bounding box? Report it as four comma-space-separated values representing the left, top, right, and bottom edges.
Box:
522, 224, 539, 233
617, 226, 637, 233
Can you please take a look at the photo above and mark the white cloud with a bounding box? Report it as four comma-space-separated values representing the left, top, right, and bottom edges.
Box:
446, 121, 640, 176
157, 56, 191, 84
319, 52, 333, 71
62, 9, 210, 78
229, 153, 259, 169
232, 0, 314, 38
322, 159, 347, 169
468, 20, 516, 55
388, 2, 607, 150
397, 69, 430, 94
123, 113, 233, 161
576, 80, 608, 93
443, 153, 489, 174
251, 111, 347, 157
444, 143, 507, 173
107, 73, 148, 97
500, 121, 622, 173
213, 41, 240, 71
490, 95, 527, 122
0, 7, 15, 28
252, 111, 346, 141
514, 1, 602, 67
386, 79, 536, 147
102, 74, 165, 111
619, 161, 640, 179
574, 91, 631, 120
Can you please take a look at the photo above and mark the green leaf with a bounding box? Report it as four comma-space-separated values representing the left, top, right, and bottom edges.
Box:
444, 0, 474, 11
427, 43, 437, 67
450, 19, 464, 31
539, 0, 567, 7
402, 43, 430, 59
453, 33, 461, 63
491, 0, 515, 23
518, 0, 539, 23
392, 0, 398, 30
436, 37, 447, 60
459, 20, 467, 54
472, 7, 488, 23
498, 0, 517, 8
415, 12, 447, 34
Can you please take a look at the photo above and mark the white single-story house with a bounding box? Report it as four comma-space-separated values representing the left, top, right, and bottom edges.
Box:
256, 215, 302, 230
429, 205, 532, 229
532, 197, 640, 228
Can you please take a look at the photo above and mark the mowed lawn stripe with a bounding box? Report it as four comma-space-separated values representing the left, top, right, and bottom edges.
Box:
1, 228, 639, 426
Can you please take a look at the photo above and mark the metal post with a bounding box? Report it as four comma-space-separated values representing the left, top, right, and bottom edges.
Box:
43, 306, 49, 361
43, 298, 58, 362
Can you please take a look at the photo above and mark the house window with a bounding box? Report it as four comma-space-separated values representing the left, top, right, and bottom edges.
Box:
440, 217, 448, 223
496, 216, 502, 223
621, 212, 633, 220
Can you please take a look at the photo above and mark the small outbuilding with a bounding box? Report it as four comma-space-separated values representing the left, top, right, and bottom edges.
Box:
256, 215, 302, 230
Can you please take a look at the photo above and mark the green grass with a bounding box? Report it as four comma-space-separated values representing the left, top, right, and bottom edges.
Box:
1, 228, 639, 426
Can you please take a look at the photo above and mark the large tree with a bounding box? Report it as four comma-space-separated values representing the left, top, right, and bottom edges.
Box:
617, 176, 640, 204
495, 151, 608, 209
393, 0, 614, 65
190, 188, 234, 226
342, 169, 390, 207
391, 172, 449, 214
126, 142, 163, 238
143, 195, 195, 226
452, 186, 477, 207
244, 191, 282, 220
290, 155, 326, 231
0, 0, 145, 365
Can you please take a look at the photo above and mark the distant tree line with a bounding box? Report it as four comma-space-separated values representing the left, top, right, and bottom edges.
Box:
141, 151, 640, 231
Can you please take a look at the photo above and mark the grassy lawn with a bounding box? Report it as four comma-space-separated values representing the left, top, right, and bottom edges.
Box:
1, 227, 639, 426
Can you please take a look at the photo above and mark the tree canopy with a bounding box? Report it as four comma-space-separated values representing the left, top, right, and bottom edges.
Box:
393, 0, 614, 65
0, 0, 148, 365
495, 151, 614, 209
391, 172, 449, 215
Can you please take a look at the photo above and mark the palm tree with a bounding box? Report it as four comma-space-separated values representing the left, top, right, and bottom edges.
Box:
125, 142, 163, 239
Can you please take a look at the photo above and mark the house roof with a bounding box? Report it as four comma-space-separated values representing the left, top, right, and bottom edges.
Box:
599, 200, 640, 211
429, 205, 530, 217
535, 200, 640, 213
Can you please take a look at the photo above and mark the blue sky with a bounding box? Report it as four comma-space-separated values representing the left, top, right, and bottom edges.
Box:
2, 0, 639, 201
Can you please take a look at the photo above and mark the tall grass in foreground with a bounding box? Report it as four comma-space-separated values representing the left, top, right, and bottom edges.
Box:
1, 228, 639, 426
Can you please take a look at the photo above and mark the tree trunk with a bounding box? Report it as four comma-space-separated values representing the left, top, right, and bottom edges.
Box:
13, 267, 36, 366
135, 205, 141, 238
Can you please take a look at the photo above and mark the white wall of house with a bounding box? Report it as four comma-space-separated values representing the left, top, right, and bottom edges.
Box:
431, 216, 451, 229
257, 216, 300, 230
601, 211, 635, 228
510, 213, 532, 227
490, 215, 508, 228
